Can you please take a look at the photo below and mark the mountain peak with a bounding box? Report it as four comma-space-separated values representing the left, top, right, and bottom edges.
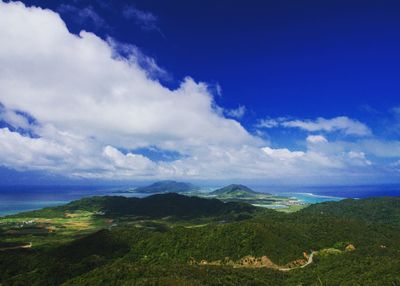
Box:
211, 184, 260, 196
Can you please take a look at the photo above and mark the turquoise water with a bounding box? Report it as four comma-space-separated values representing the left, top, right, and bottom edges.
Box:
0, 186, 140, 216
0, 200, 68, 216
253, 185, 400, 203
275, 192, 343, 204
0, 184, 399, 216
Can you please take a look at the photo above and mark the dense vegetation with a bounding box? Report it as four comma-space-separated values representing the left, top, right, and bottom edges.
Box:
299, 196, 400, 225
1, 194, 400, 285
61, 193, 255, 219
202, 184, 294, 209
210, 184, 260, 196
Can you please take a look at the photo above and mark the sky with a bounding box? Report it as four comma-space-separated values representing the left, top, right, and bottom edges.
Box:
0, 0, 399, 185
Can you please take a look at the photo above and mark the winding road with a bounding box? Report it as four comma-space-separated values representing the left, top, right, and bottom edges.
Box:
278, 251, 315, 272
0, 242, 32, 251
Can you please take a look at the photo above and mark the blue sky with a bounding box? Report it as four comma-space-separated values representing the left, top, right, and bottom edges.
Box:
0, 0, 399, 185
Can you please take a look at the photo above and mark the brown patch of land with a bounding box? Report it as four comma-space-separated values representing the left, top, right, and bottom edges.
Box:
64, 221, 91, 229
64, 213, 80, 218
191, 253, 310, 271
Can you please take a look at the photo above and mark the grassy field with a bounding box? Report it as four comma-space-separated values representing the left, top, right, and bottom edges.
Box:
0, 208, 230, 249
276, 204, 307, 213
0, 210, 110, 248
0, 192, 306, 250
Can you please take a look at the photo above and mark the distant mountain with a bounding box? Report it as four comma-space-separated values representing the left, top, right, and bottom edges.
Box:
134, 180, 199, 194
211, 184, 268, 197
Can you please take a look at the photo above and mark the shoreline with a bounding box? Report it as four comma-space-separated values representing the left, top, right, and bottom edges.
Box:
1, 185, 399, 217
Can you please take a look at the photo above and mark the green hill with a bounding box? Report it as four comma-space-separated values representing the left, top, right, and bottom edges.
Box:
299, 196, 400, 225
50, 193, 255, 219
211, 184, 263, 197
134, 180, 199, 193
1, 195, 400, 285
62, 197, 400, 285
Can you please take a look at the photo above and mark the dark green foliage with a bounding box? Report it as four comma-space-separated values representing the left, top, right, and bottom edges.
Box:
55, 229, 130, 262
300, 196, 400, 225
210, 184, 262, 196
127, 221, 310, 264
286, 247, 400, 286
1, 195, 400, 285
10, 207, 67, 218
0, 241, 26, 248
57, 193, 256, 219
63, 263, 287, 286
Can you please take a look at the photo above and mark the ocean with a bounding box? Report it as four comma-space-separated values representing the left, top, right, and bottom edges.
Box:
0, 184, 399, 217
0, 186, 142, 217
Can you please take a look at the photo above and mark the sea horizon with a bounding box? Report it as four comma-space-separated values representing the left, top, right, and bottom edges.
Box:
1, 184, 399, 217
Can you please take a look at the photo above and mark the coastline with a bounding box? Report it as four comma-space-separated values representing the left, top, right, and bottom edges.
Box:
1, 185, 399, 217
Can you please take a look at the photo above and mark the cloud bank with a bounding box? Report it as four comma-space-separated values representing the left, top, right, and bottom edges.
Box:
0, 1, 398, 184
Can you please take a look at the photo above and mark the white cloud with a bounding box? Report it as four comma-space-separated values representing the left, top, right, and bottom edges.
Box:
58, 4, 107, 30
262, 147, 305, 161
0, 108, 30, 130
225, 105, 246, 119
102, 146, 156, 174
0, 128, 71, 171
257, 118, 282, 128
306, 135, 328, 144
122, 5, 160, 33
0, 1, 397, 184
0, 1, 262, 179
107, 38, 169, 80
358, 140, 400, 158
347, 151, 371, 166
0, 1, 259, 151
283, 117, 371, 136
258, 116, 371, 136
215, 83, 222, 97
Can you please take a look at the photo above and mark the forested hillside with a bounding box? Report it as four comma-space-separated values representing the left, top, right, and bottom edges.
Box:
1, 194, 399, 285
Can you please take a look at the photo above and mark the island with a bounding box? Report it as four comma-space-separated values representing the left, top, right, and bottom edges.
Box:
133, 180, 199, 193
196, 184, 307, 211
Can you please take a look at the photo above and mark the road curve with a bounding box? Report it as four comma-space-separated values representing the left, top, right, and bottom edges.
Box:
278, 251, 315, 272
0, 242, 32, 251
